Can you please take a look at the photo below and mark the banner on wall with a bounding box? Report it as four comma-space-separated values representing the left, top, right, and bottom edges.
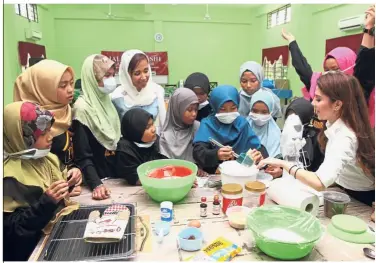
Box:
18, 41, 46, 72
101, 51, 169, 84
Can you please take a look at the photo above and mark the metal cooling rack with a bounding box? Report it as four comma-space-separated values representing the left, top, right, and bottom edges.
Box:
38, 203, 137, 261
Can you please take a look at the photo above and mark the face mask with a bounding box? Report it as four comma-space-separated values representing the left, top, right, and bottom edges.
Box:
249, 112, 271, 126
215, 112, 240, 124
198, 100, 209, 110
99, 77, 117, 94
5, 148, 51, 160
134, 141, 155, 148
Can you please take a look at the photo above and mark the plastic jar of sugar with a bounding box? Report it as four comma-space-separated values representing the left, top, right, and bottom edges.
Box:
244, 181, 266, 208
221, 183, 243, 214
160, 201, 173, 222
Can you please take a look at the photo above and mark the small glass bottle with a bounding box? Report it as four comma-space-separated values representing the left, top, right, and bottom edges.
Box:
200, 197, 207, 217
212, 195, 220, 215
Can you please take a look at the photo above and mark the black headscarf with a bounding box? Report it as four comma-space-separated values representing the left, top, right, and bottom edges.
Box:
284, 97, 324, 172
121, 108, 153, 143
285, 97, 314, 125
115, 108, 166, 185
185, 72, 210, 94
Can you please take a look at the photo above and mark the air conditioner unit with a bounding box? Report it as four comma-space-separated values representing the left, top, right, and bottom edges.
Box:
338, 14, 364, 31
25, 29, 42, 40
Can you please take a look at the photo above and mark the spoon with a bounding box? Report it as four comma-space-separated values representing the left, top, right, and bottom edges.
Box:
364, 248, 375, 259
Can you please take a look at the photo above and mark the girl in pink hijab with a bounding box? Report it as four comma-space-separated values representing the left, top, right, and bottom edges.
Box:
281, 29, 356, 100
303, 47, 356, 100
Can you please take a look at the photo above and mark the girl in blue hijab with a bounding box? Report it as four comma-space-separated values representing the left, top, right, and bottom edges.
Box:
248, 89, 283, 178
248, 89, 282, 158
193, 85, 265, 174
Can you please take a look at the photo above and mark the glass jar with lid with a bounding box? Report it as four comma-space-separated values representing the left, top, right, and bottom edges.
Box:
244, 181, 266, 208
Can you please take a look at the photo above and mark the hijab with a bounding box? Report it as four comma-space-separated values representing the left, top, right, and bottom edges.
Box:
185, 72, 211, 94
285, 97, 314, 125
111, 50, 166, 127
302, 47, 356, 100
284, 97, 322, 170
121, 108, 153, 143
160, 88, 200, 162
3, 102, 79, 234
112, 50, 157, 106
238, 61, 282, 118
193, 85, 261, 154
73, 54, 121, 151
14, 59, 74, 137
248, 90, 281, 158
116, 108, 165, 185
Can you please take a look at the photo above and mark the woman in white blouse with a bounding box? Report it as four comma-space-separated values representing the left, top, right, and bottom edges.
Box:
258, 71, 375, 206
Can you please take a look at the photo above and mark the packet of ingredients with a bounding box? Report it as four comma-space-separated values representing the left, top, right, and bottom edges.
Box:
185, 237, 241, 261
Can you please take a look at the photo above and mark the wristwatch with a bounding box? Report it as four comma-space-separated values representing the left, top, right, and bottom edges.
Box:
363, 26, 375, 37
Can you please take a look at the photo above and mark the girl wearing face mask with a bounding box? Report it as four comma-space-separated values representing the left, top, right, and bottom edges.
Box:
72, 54, 121, 200
248, 90, 283, 178
258, 72, 375, 206
238, 61, 282, 118
160, 88, 200, 162
248, 89, 282, 156
193, 85, 266, 174
4, 102, 79, 261
14, 60, 82, 196
111, 50, 166, 133
184, 72, 213, 121
111, 108, 167, 186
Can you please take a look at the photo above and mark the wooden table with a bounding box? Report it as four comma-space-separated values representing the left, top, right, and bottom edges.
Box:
29, 178, 374, 261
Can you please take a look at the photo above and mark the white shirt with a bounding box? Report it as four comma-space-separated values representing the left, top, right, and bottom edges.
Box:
316, 118, 374, 191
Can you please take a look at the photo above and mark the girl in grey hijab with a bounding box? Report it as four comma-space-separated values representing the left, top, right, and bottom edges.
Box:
159, 88, 200, 162
238, 61, 282, 118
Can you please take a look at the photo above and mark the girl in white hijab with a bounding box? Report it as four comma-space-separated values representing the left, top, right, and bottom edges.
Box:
111, 50, 166, 133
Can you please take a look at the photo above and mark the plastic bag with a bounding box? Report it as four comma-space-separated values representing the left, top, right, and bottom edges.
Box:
186, 237, 241, 261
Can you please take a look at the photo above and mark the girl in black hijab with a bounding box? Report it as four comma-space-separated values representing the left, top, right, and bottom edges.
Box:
113, 108, 166, 185
185, 72, 212, 121
284, 98, 325, 172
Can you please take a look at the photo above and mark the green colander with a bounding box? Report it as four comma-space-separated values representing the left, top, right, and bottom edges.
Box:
137, 159, 197, 203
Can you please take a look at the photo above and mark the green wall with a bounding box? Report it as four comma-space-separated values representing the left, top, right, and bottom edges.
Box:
4, 4, 55, 105
252, 4, 367, 95
3, 4, 367, 106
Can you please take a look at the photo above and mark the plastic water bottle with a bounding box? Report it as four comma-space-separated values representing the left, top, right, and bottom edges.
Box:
160, 201, 173, 222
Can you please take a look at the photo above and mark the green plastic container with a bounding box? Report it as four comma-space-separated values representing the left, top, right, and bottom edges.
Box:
137, 159, 197, 203
246, 205, 323, 260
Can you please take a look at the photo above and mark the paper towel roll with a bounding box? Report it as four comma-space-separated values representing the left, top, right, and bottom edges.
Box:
282, 171, 324, 206
267, 177, 320, 216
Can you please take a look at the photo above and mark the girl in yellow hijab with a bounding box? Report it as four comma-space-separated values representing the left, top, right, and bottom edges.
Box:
3, 101, 79, 261
14, 60, 82, 196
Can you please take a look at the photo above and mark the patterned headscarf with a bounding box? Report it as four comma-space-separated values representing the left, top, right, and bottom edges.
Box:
20, 102, 54, 148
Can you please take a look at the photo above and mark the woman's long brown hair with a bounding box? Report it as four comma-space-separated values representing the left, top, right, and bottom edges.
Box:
316, 72, 375, 177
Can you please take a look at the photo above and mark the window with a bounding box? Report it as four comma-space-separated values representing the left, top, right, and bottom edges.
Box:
14, 4, 38, 22
267, 4, 291, 29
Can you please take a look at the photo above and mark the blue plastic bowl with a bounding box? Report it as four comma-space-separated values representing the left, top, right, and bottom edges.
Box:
177, 227, 203, 251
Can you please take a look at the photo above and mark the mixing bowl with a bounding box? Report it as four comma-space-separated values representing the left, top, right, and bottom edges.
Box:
137, 159, 197, 203
246, 205, 323, 260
